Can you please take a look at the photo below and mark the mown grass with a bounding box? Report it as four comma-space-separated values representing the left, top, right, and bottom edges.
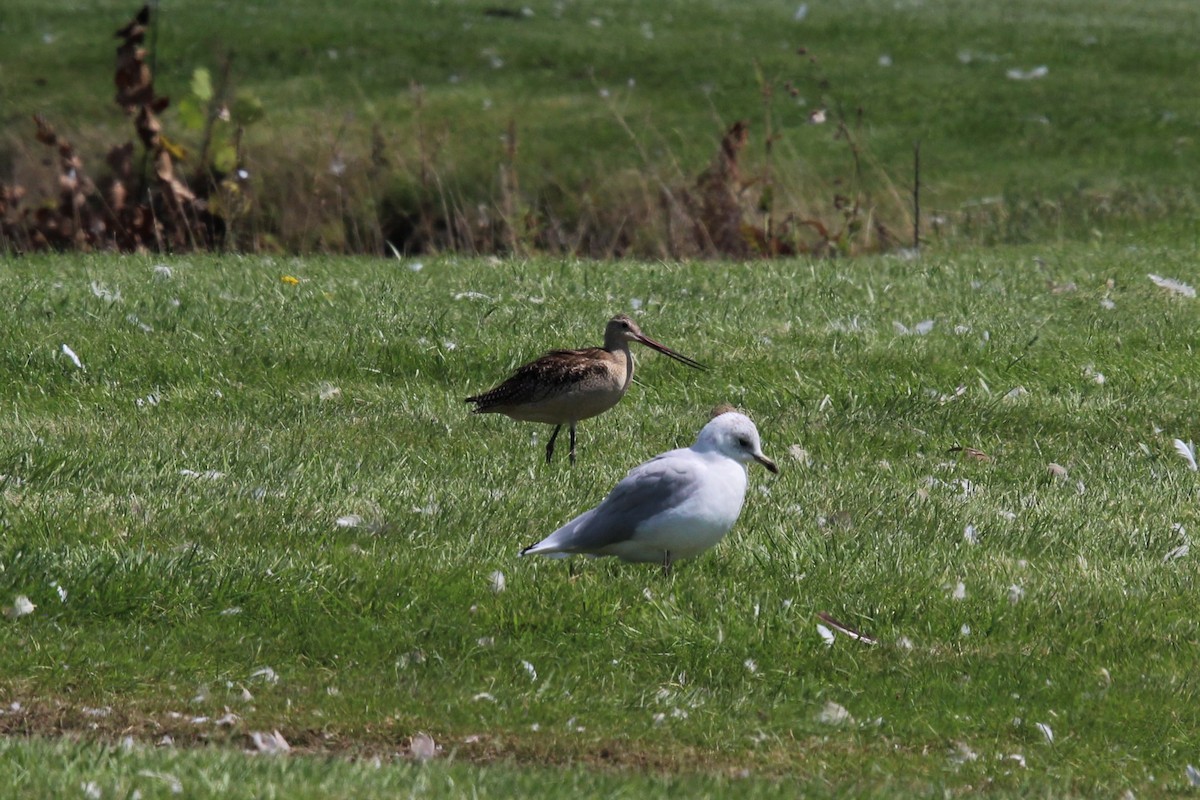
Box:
0, 736, 807, 800
1, 236, 1198, 795
3, 0, 1200, 250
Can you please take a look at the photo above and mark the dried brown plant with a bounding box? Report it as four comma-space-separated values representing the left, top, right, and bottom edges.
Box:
1, 5, 220, 253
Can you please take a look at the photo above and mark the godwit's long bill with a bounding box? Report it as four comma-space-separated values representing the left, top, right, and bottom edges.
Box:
520, 410, 778, 574
465, 314, 705, 464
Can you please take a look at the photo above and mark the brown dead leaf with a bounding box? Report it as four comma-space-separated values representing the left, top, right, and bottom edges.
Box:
114, 5, 150, 41
106, 143, 135, 179
709, 402, 739, 419
947, 446, 991, 462
33, 115, 57, 146
1047, 462, 1069, 480
693, 120, 751, 257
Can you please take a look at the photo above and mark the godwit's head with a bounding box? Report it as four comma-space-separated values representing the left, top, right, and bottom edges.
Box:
693, 411, 779, 474
603, 314, 705, 370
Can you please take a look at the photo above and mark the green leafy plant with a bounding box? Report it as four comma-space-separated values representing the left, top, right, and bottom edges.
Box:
172, 64, 264, 177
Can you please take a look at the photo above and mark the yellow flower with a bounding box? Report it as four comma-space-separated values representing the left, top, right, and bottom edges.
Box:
280, 275, 300, 286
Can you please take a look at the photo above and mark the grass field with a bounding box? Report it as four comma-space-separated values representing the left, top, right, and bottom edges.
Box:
1, 235, 1199, 796
3, 0, 1200, 795
4, 0, 1200, 251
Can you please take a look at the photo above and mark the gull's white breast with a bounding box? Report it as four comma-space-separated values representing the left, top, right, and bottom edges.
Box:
605, 454, 748, 562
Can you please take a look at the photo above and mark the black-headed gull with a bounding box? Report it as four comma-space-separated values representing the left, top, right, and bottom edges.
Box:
520, 410, 777, 572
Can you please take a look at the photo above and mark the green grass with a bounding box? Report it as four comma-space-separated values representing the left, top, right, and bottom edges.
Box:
4, 1, 1199, 793
1, 236, 1199, 795
3, 0, 1200, 248
0, 736, 811, 800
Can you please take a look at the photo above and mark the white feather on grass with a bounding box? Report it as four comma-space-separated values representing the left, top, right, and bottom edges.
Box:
1007, 65, 1048, 81
61, 344, 84, 369
816, 611, 879, 646
179, 468, 225, 480
893, 319, 935, 336
488, 570, 506, 594
136, 770, 183, 793
1163, 543, 1189, 562
249, 666, 279, 684
818, 700, 852, 726
1164, 524, 1190, 562
409, 732, 438, 761
1147, 274, 1196, 298
1172, 439, 1198, 471
90, 280, 122, 303
250, 730, 290, 755
4, 595, 35, 620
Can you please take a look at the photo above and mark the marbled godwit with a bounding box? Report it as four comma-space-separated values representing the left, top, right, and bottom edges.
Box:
519, 410, 778, 573
465, 314, 704, 464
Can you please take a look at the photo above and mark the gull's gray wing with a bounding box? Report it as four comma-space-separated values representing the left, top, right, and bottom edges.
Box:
527, 450, 701, 555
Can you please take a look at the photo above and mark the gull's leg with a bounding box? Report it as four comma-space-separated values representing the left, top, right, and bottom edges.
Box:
545, 424, 562, 464
661, 551, 673, 578
568, 422, 578, 465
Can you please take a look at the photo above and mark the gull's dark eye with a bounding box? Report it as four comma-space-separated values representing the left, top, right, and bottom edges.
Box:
737, 436, 751, 448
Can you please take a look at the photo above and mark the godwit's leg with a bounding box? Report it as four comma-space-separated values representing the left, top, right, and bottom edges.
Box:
545, 424, 563, 464
568, 422, 578, 465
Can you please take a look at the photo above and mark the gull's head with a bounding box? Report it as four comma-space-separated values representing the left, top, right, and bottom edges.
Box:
694, 411, 778, 473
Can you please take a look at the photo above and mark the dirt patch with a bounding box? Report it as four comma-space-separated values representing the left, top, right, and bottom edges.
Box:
0, 696, 880, 779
